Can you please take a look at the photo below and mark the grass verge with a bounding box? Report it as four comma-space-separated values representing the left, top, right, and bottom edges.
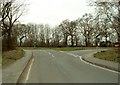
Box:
22, 47, 108, 51
94, 48, 120, 63
2, 48, 25, 67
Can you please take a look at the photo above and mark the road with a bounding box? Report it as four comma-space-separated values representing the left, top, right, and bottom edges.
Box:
22, 50, 119, 83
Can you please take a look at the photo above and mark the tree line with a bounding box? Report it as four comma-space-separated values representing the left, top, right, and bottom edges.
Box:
1, 0, 120, 51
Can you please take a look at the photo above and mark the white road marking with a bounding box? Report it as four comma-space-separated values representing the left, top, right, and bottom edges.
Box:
66, 53, 78, 58
48, 52, 51, 55
52, 54, 55, 58
61, 52, 119, 74
48, 52, 55, 58
79, 56, 119, 74
60, 51, 64, 52
25, 58, 34, 83
59, 51, 78, 58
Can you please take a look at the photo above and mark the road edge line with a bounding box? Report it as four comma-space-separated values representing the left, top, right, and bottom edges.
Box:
80, 56, 119, 74
60, 51, 119, 74
16, 50, 34, 83
25, 58, 34, 82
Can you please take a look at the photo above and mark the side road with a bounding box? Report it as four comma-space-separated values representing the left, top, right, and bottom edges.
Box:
2, 50, 33, 83
81, 52, 120, 72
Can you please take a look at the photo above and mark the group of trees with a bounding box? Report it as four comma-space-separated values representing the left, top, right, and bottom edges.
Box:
1, 0, 120, 51
93, 1, 120, 47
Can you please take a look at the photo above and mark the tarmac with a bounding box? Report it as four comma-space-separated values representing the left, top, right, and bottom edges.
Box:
1, 49, 120, 83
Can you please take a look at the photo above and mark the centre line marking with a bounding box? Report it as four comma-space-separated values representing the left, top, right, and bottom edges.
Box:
48, 52, 51, 55
52, 54, 55, 58
48, 52, 55, 58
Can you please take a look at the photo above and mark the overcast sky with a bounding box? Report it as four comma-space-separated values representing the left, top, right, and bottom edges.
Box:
20, 0, 95, 26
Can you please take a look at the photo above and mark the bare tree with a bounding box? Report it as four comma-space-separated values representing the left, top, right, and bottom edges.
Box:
1, 0, 26, 50
38, 24, 45, 47
90, 1, 120, 45
59, 19, 70, 47
77, 13, 95, 47
59, 19, 78, 47
15, 24, 29, 46
44, 24, 51, 47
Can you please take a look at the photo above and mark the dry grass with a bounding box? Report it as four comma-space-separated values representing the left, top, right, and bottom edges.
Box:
22, 47, 109, 51
2, 48, 25, 66
94, 48, 120, 63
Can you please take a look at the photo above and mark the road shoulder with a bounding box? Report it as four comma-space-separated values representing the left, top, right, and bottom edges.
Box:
2, 50, 33, 83
81, 52, 120, 72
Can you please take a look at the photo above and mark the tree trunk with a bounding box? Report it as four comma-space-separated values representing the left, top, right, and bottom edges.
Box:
71, 35, 74, 47
46, 39, 49, 47
64, 34, 67, 47
20, 40, 22, 47
105, 35, 108, 47
75, 36, 78, 47
7, 29, 12, 50
88, 37, 90, 47
85, 37, 88, 47
95, 38, 98, 47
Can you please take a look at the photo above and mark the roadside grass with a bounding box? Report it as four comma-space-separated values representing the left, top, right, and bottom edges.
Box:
2, 48, 25, 67
94, 48, 120, 63
22, 47, 109, 51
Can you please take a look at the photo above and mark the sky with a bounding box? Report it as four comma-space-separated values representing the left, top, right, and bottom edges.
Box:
20, 0, 95, 26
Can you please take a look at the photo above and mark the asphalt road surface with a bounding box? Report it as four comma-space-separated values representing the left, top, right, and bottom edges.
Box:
23, 50, 119, 83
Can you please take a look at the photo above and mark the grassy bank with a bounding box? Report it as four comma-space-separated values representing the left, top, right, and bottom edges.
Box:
22, 47, 108, 51
94, 48, 120, 63
2, 48, 25, 67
